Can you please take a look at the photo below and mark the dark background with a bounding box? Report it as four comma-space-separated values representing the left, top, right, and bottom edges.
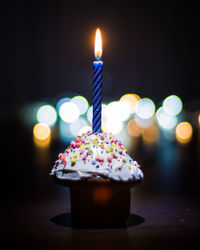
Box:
1, 0, 200, 108
1, 1, 200, 250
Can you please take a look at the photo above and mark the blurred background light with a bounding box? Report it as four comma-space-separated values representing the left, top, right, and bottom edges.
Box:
120, 93, 141, 113
135, 98, 155, 119
87, 105, 93, 124
163, 95, 183, 116
69, 117, 88, 136
102, 119, 123, 135
156, 107, 178, 130
71, 95, 89, 115
134, 114, 154, 128
36, 105, 57, 127
176, 122, 193, 144
33, 123, 51, 141
127, 118, 143, 137
56, 97, 71, 112
142, 122, 159, 144
59, 120, 73, 142
78, 126, 92, 136
105, 101, 131, 121
59, 102, 80, 123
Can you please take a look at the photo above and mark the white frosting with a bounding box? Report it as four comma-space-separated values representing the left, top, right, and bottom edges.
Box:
50, 132, 143, 182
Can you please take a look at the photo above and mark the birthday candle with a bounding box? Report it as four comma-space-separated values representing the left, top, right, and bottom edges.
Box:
92, 28, 103, 133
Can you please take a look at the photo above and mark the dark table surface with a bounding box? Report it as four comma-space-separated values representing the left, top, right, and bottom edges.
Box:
1, 116, 200, 250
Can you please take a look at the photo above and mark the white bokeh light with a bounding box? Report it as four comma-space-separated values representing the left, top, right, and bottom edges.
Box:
105, 101, 131, 122
102, 119, 123, 135
69, 118, 88, 136
156, 107, 178, 130
163, 95, 182, 116
36, 105, 57, 127
135, 98, 155, 119
71, 96, 89, 115
59, 102, 80, 123
134, 114, 154, 128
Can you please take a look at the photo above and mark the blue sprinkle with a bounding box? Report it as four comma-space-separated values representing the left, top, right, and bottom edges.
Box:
96, 165, 99, 168
92, 160, 96, 165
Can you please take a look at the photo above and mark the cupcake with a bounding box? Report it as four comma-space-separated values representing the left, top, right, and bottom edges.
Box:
50, 131, 143, 226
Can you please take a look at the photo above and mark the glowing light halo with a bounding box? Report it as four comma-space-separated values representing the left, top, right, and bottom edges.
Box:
59, 102, 80, 123
120, 93, 141, 113
156, 107, 178, 130
127, 118, 143, 137
69, 118, 88, 136
33, 123, 51, 141
36, 105, 57, 127
163, 95, 183, 116
105, 101, 131, 122
176, 122, 193, 144
71, 96, 89, 115
102, 119, 123, 135
135, 98, 155, 119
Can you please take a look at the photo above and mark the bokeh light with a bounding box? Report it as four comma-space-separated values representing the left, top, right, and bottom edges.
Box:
120, 93, 141, 113
163, 95, 183, 116
127, 118, 143, 137
59, 120, 73, 142
33, 123, 51, 141
78, 126, 92, 135
71, 96, 89, 115
102, 119, 123, 135
105, 101, 131, 121
142, 122, 159, 144
156, 107, 178, 130
134, 114, 154, 128
36, 105, 57, 127
135, 98, 155, 119
59, 102, 80, 123
69, 118, 88, 136
56, 97, 71, 111
176, 122, 193, 144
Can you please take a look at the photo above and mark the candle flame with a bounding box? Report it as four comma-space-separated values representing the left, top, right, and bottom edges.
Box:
95, 28, 102, 60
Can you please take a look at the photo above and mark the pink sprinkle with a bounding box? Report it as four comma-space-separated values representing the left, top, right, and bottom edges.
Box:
118, 142, 122, 146
99, 156, 104, 162
107, 156, 112, 163
82, 154, 87, 161
71, 141, 76, 149
76, 141, 82, 148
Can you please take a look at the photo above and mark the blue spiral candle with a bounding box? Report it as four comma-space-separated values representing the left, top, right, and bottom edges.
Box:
92, 28, 103, 133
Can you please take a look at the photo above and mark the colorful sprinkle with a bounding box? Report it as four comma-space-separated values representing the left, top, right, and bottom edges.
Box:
91, 159, 96, 165
107, 156, 112, 163
70, 141, 76, 149
71, 158, 76, 166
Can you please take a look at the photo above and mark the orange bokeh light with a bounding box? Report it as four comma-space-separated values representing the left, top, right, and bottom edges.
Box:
176, 122, 193, 144
127, 118, 143, 137
120, 94, 141, 113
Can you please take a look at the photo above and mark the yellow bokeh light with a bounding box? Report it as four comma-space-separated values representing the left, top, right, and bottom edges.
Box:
33, 123, 51, 141
176, 122, 193, 144
198, 114, 200, 126
127, 118, 142, 137
142, 122, 159, 144
120, 94, 141, 113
